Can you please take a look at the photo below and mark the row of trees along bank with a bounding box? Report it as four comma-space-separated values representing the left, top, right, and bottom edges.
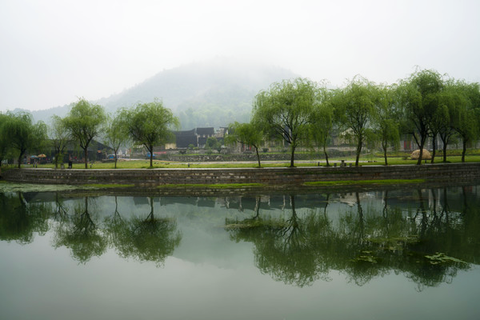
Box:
1, 68, 479, 169
0, 99, 179, 169
228, 69, 480, 167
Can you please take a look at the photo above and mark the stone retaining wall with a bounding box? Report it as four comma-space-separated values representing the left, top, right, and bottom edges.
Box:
164, 150, 354, 162
2, 163, 480, 188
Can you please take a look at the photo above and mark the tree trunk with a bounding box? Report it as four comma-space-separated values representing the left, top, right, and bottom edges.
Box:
323, 143, 330, 166
382, 141, 388, 165
146, 144, 154, 168
290, 145, 296, 167
84, 147, 88, 169
412, 132, 424, 165
416, 148, 423, 165
462, 138, 467, 162
114, 150, 118, 169
54, 147, 58, 169
18, 147, 27, 168
254, 146, 261, 168
416, 135, 426, 165
442, 137, 448, 162
355, 137, 362, 166
430, 135, 436, 164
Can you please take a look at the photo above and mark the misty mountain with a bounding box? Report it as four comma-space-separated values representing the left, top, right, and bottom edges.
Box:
32, 58, 298, 129
30, 105, 70, 124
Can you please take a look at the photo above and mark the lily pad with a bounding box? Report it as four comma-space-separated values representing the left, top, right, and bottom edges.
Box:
425, 252, 468, 265
352, 252, 378, 264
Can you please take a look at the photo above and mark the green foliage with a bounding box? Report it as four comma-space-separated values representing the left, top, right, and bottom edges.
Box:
1, 112, 48, 168
63, 98, 107, 169
205, 136, 221, 150
398, 69, 444, 165
226, 121, 264, 167
3, 68, 478, 170
50, 115, 69, 169
120, 99, 179, 167
252, 78, 322, 167
432, 80, 465, 162
103, 112, 130, 169
372, 84, 400, 165
333, 77, 377, 166
308, 87, 334, 165
0, 113, 10, 163
450, 81, 480, 161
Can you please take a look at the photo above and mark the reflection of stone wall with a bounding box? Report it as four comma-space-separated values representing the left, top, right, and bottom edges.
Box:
3, 163, 480, 189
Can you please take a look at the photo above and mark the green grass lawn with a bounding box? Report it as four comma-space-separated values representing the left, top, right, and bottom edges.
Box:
15, 152, 480, 170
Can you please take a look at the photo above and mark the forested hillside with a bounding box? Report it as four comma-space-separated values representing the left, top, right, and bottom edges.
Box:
31, 58, 297, 129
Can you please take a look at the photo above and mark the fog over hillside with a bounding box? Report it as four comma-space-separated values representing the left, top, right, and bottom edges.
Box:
30, 58, 298, 129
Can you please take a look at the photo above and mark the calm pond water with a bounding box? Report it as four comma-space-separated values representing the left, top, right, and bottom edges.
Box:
1, 184, 479, 320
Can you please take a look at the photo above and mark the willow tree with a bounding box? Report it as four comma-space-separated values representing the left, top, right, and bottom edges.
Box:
225, 121, 264, 167
252, 78, 320, 167
433, 80, 465, 162
63, 99, 107, 169
50, 115, 70, 169
452, 81, 480, 162
1, 112, 48, 168
373, 84, 400, 165
398, 69, 443, 165
308, 87, 334, 166
103, 112, 130, 169
0, 113, 10, 164
121, 100, 179, 167
333, 77, 377, 166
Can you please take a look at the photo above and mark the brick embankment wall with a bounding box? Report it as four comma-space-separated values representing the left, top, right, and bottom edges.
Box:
2, 163, 480, 188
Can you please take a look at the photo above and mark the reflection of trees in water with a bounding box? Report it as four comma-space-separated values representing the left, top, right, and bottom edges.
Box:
53, 197, 108, 264
104, 197, 182, 267
0, 193, 51, 244
2, 187, 479, 282
1, 193, 182, 266
227, 195, 334, 287
225, 188, 480, 288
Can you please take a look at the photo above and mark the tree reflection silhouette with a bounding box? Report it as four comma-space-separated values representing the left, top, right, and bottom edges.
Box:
104, 197, 182, 267
0, 192, 50, 244
53, 197, 107, 264
227, 195, 333, 287
1, 186, 479, 285
225, 189, 479, 288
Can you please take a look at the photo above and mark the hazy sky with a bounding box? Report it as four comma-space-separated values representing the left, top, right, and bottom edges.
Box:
1, 0, 479, 112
